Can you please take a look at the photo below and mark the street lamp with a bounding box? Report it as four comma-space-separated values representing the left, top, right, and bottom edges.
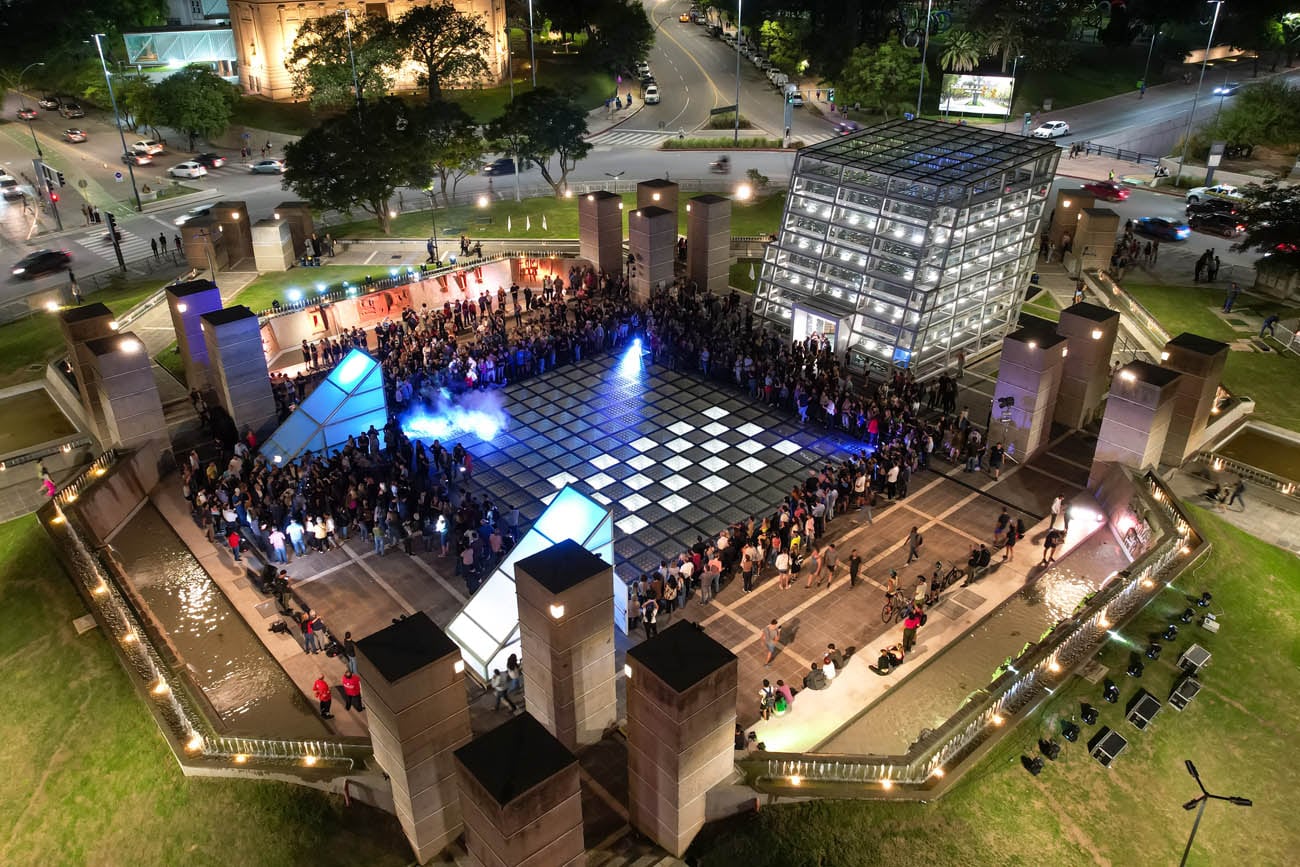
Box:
733, 0, 742, 145
92, 33, 143, 213
1175, 1, 1225, 185
1178, 759, 1252, 867
342, 10, 363, 112
527, 0, 537, 89
1140, 26, 1161, 96
16, 62, 45, 157
1007, 54, 1025, 133
915, 0, 934, 118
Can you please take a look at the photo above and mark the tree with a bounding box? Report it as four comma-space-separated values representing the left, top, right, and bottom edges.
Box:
588, 0, 655, 70
759, 19, 809, 72
939, 29, 982, 72
283, 98, 431, 234
837, 42, 922, 119
120, 74, 159, 134
416, 100, 485, 206
396, 2, 491, 103
152, 65, 239, 151
1232, 182, 1300, 272
286, 12, 400, 109
487, 87, 591, 198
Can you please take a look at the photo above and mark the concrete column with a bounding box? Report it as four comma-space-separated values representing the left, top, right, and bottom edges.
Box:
578, 191, 623, 276
164, 280, 223, 393
637, 178, 679, 214
454, 713, 584, 867
252, 219, 295, 272
686, 194, 732, 294
626, 621, 738, 857
84, 331, 167, 450
357, 613, 472, 864
180, 216, 230, 273
274, 201, 315, 258
200, 306, 278, 440
1074, 208, 1121, 273
1055, 302, 1119, 429
991, 326, 1068, 460
514, 538, 616, 751
1160, 332, 1229, 464
1048, 189, 1095, 252
628, 206, 675, 301
210, 201, 254, 266
1092, 361, 1182, 480
58, 303, 117, 441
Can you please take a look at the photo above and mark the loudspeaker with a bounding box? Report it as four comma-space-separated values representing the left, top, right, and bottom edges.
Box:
1180, 608, 1195, 623
1127, 657, 1144, 678
1145, 642, 1162, 660
1039, 738, 1061, 760
1089, 727, 1128, 768
1021, 754, 1044, 775
1169, 675, 1202, 711
1062, 721, 1080, 742
1162, 624, 1179, 641
1081, 703, 1099, 725
1126, 688, 1163, 730
1103, 681, 1120, 703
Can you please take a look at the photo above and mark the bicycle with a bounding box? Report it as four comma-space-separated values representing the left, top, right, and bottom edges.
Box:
925, 562, 964, 606
880, 591, 909, 624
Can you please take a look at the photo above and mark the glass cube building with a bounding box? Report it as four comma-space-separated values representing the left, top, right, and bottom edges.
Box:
755, 119, 1060, 378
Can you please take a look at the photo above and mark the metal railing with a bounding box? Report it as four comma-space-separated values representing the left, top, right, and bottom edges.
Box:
0, 435, 96, 471
1190, 450, 1300, 499
1092, 269, 1172, 345
1074, 141, 1163, 167
53, 449, 118, 504
737, 470, 1204, 794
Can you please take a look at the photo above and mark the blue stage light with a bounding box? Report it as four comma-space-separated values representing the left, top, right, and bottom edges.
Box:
402, 389, 509, 443
618, 338, 644, 380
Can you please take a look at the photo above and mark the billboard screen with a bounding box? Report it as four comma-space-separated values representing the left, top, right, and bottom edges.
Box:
940, 74, 1015, 117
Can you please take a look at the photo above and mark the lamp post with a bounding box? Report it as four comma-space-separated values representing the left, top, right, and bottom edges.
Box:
1175, 1, 1225, 184
92, 32, 143, 213
915, 0, 934, 118
1178, 760, 1252, 867
16, 62, 45, 157
527, 0, 537, 89
342, 9, 362, 112
1141, 26, 1160, 95
733, 0, 742, 145
1006, 54, 1025, 132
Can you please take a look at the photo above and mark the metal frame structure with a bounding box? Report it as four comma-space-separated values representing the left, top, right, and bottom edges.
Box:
755, 118, 1060, 378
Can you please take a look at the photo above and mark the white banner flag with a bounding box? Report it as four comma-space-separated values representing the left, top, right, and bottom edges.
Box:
526, 215, 532, 230
542, 215, 548, 230
507, 215, 512, 232
748, 263, 756, 280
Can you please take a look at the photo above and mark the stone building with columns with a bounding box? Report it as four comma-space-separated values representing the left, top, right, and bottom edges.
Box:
228, 0, 507, 101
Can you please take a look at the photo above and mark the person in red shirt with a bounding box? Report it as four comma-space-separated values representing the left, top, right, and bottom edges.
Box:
902, 605, 924, 653
341, 672, 364, 712
313, 675, 333, 719
227, 529, 242, 562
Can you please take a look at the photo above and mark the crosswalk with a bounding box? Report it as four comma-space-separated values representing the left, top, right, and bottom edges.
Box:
76, 225, 156, 262
586, 129, 674, 149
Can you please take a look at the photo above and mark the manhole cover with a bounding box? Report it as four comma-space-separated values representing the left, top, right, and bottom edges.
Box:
73, 613, 99, 635
1080, 660, 1108, 683
954, 588, 985, 609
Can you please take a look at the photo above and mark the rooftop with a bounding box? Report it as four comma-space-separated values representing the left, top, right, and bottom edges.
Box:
1062, 301, 1119, 323
60, 303, 113, 325
639, 178, 677, 189
166, 279, 219, 300
1168, 332, 1230, 356
1008, 325, 1067, 350
356, 612, 459, 683
200, 305, 256, 326
627, 620, 736, 693
454, 712, 576, 807
516, 538, 610, 595
691, 193, 729, 205
632, 205, 673, 220
1122, 360, 1182, 388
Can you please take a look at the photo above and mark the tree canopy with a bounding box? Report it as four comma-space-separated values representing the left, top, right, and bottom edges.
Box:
286, 12, 400, 109
586, 0, 655, 70
415, 100, 485, 206
396, 3, 492, 102
837, 42, 922, 119
487, 87, 591, 198
1232, 182, 1300, 272
152, 66, 239, 151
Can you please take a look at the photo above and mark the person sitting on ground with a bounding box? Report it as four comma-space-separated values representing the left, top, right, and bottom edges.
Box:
871, 644, 906, 675
964, 544, 992, 585
802, 662, 829, 691
826, 643, 846, 674
822, 650, 837, 680
775, 679, 795, 709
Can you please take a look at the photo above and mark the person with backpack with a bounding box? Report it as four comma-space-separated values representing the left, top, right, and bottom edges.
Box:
905, 526, 924, 563
902, 603, 925, 653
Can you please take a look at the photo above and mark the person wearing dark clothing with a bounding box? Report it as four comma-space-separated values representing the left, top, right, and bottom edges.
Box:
802, 663, 829, 690
848, 549, 861, 588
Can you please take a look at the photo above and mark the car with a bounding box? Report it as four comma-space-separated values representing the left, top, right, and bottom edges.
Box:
644, 84, 660, 104
634, 60, 650, 76
59, 103, 84, 118
1212, 81, 1240, 96
1188, 212, 1246, 238
130, 139, 165, 155
1186, 199, 1239, 218
482, 156, 517, 176
169, 161, 208, 179
63, 128, 87, 143
1082, 180, 1130, 202
706, 24, 722, 37
834, 120, 863, 135
1186, 183, 1241, 204
639, 70, 655, 86
679, 12, 691, 21
0, 175, 23, 200
250, 158, 285, 174
193, 152, 226, 169
1031, 120, 1070, 138
11, 249, 71, 279
1135, 216, 1191, 241
17, 107, 37, 121
37, 96, 60, 110
122, 152, 153, 166
173, 205, 212, 227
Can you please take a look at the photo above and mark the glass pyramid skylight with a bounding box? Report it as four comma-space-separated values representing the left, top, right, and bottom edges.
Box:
259, 349, 389, 465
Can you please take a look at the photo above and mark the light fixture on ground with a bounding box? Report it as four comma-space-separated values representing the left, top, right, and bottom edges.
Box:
1179, 759, 1251, 866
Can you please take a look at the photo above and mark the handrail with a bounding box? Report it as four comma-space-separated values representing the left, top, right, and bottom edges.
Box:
1092, 270, 1172, 345
54, 449, 118, 505
1190, 450, 1299, 497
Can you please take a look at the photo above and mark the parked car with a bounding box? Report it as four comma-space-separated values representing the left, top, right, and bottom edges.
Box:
706, 24, 722, 37
1188, 212, 1245, 238
174, 205, 212, 227
12, 249, 71, 279
644, 84, 660, 104
16, 107, 37, 120
122, 152, 153, 166
1031, 120, 1070, 138
130, 139, 165, 155
1134, 216, 1191, 241
1186, 183, 1241, 204
482, 156, 516, 176
1212, 81, 1240, 96
63, 128, 87, 143
37, 96, 60, 110
1186, 199, 1240, 218
0, 175, 24, 200
679, 11, 691, 21
59, 102, 84, 118
169, 161, 208, 179
249, 158, 285, 174
193, 152, 227, 169
1081, 180, 1130, 202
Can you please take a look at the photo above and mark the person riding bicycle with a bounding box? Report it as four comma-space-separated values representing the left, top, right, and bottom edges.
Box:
884, 568, 899, 599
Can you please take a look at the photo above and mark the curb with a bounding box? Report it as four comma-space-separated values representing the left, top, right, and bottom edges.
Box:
586, 102, 648, 139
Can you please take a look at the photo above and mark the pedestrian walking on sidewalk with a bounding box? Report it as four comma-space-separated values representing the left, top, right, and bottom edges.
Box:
762, 619, 781, 666
490, 668, 517, 711
848, 549, 861, 589
905, 526, 924, 564
313, 675, 334, 719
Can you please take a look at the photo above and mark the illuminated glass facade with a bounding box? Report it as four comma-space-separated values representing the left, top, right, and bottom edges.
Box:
259, 350, 388, 465
755, 119, 1060, 378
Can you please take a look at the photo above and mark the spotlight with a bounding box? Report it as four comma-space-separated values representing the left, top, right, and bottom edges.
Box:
1198, 591, 1212, 607
1145, 642, 1162, 660
1021, 755, 1045, 776
1062, 721, 1081, 742
1162, 624, 1179, 642
1103, 681, 1120, 703
1039, 738, 1061, 760
1180, 608, 1195, 624
1127, 657, 1144, 678
1081, 703, 1099, 725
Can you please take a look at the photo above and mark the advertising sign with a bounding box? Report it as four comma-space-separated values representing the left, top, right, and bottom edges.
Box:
940, 74, 1015, 117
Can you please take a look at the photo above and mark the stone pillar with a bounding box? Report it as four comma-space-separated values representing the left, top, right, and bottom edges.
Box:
210, 201, 254, 266
84, 332, 167, 450
578, 190, 623, 276
252, 219, 295, 272
357, 613, 472, 863
200, 306, 278, 439
274, 201, 315, 258
1074, 208, 1121, 273
58, 303, 117, 440
637, 178, 679, 214
991, 326, 1068, 461
514, 538, 616, 751
627, 622, 738, 857
628, 206, 675, 301
180, 216, 230, 273
1160, 332, 1230, 464
1055, 302, 1119, 429
1048, 189, 1095, 252
454, 713, 584, 867
687, 194, 731, 294
164, 280, 223, 393
1092, 361, 1182, 479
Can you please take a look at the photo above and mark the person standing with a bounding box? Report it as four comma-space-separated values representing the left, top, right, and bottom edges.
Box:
490, 668, 517, 712
761, 619, 781, 666
848, 548, 862, 589
1049, 494, 1065, 529
313, 675, 334, 719
1225, 479, 1246, 510
905, 526, 923, 564
1223, 282, 1241, 313
227, 528, 242, 562
343, 631, 358, 675
819, 544, 838, 588
1002, 524, 1018, 562
150, 237, 159, 259
902, 605, 923, 653
341, 671, 364, 711
641, 596, 659, 639
1040, 528, 1063, 565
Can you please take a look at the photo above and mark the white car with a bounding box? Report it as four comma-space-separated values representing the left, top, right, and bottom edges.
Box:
644, 84, 660, 105
169, 161, 208, 179
1031, 121, 1071, 139
1186, 184, 1242, 204
131, 139, 165, 155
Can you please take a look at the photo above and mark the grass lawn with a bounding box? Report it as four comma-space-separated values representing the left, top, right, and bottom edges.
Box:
0, 515, 413, 867
1221, 352, 1300, 432
0, 277, 168, 388
730, 259, 762, 293
231, 264, 423, 315
1023, 288, 1062, 322
231, 96, 326, 138
155, 340, 187, 386
690, 509, 1299, 867
329, 190, 787, 243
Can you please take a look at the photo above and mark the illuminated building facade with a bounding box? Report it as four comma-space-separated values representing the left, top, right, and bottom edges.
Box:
755, 119, 1060, 378
228, 0, 507, 100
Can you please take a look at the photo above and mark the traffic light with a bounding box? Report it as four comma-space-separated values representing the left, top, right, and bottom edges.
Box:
106, 211, 117, 231
828, 88, 836, 103
786, 91, 795, 105
56, 170, 65, 187
50, 192, 59, 203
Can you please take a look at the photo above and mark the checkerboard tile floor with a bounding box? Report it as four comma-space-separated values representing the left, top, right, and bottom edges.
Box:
462, 354, 865, 582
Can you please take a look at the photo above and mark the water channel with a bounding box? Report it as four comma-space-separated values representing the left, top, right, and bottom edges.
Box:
109, 504, 327, 739
1215, 427, 1300, 481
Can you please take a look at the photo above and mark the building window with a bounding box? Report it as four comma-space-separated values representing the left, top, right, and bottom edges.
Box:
365, 3, 387, 17
191, 0, 203, 15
